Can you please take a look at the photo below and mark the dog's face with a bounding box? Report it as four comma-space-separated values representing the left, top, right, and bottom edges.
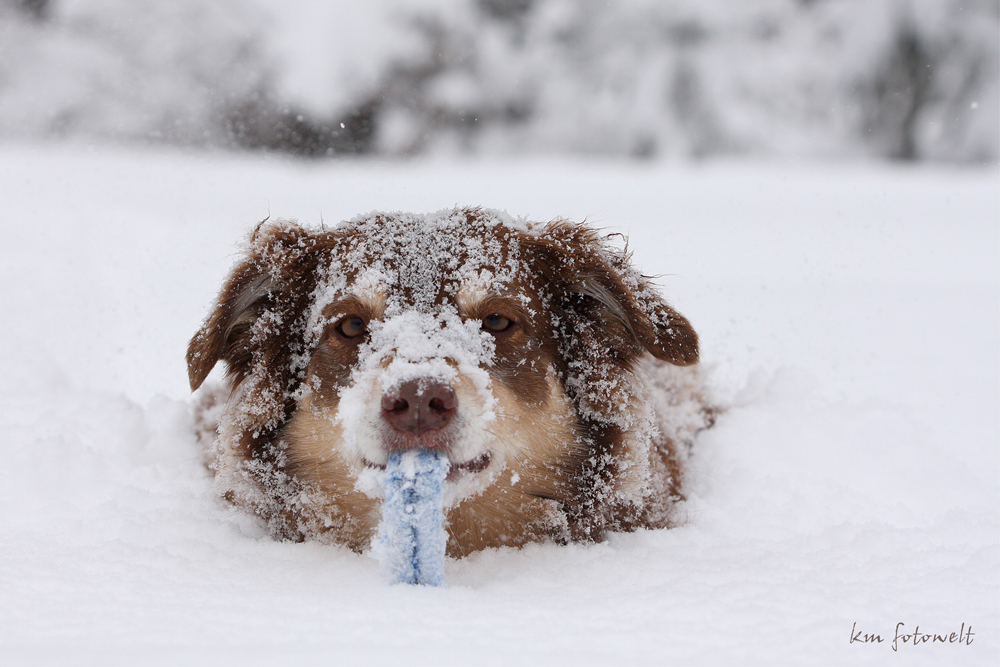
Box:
188, 209, 698, 556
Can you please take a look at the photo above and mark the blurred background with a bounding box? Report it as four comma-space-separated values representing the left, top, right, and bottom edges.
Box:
1, 0, 996, 164
0, 5, 997, 661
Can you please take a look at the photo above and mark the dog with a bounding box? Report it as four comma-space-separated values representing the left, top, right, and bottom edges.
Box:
188, 208, 713, 557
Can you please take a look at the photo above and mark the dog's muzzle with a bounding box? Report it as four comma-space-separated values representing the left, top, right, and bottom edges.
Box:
376, 376, 493, 478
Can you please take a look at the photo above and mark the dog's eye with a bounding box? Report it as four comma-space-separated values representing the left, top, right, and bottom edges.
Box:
336, 316, 367, 339
482, 313, 514, 333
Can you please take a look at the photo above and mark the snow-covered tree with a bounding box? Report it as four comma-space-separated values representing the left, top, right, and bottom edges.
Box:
0, 0, 995, 162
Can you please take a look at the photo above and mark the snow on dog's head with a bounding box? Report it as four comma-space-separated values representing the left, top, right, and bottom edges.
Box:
187, 208, 707, 557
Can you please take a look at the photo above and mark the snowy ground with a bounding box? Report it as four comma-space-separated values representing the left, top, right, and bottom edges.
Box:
0, 144, 996, 666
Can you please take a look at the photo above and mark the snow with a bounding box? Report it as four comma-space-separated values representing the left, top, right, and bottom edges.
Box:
0, 145, 996, 665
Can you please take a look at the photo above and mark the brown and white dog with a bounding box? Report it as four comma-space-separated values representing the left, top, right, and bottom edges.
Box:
188, 208, 713, 557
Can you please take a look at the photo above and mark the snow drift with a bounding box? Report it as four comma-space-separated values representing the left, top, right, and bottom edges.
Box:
0, 146, 996, 665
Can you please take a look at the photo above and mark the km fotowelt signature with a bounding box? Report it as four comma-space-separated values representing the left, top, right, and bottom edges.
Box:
851, 622, 974, 652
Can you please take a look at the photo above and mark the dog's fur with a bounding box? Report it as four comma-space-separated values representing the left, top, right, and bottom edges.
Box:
188, 208, 712, 557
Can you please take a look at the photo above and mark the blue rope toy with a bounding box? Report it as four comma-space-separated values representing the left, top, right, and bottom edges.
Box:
375, 449, 449, 586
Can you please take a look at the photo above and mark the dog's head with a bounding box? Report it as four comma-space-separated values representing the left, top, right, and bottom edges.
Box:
188, 208, 698, 554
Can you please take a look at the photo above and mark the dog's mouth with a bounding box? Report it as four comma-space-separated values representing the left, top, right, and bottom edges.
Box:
362, 451, 492, 482
447, 451, 491, 480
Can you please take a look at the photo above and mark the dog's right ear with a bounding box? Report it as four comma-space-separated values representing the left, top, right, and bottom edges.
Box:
186, 260, 275, 391
186, 220, 322, 392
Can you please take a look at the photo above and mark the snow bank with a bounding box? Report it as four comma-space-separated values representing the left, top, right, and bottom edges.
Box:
0, 146, 996, 665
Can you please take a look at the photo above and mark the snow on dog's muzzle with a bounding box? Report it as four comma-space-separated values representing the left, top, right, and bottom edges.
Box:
335, 308, 498, 466
354, 309, 498, 584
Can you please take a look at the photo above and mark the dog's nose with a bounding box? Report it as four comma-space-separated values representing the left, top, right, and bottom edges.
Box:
381, 379, 457, 437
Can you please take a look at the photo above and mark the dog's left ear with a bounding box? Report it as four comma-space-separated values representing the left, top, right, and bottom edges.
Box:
527, 222, 699, 367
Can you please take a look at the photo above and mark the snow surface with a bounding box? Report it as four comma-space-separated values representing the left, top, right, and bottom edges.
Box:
0, 145, 997, 665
